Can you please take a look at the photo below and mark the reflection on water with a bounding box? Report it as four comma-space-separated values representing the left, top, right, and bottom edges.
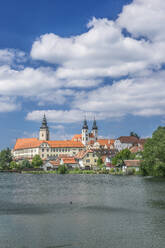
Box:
0, 174, 165, 248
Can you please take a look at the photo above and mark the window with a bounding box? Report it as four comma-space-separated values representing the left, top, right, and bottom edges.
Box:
87, 154, 89, 157
94, 159, 97, 163
86, 159, 90, 163
42, 148, 44, 152
42, 154, 44, 158
47, 149, 49, 152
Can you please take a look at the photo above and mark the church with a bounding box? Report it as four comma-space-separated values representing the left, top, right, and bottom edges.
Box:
13, 115, 104, 161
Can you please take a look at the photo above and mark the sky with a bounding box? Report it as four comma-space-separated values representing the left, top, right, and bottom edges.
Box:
0, 0, 165, 150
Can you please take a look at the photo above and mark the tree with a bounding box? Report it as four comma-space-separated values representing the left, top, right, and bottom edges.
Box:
130, 131, 140, 139
32, 155, 43, 168
9, 161, 17, 170
20, 160, 32, 169
141, 126, 165, 176
112, 148, 134, 165
97, 157, 104, 169
0, 148, 13, 170
58, 164, 68, 174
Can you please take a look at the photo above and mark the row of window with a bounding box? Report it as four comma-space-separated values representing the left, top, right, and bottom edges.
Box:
41, 148, 82, 153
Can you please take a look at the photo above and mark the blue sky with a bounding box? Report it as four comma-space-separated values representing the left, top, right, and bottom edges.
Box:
0, 0, 165, 149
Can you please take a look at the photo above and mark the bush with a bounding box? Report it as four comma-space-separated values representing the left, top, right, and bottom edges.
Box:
58, 164, 68, 174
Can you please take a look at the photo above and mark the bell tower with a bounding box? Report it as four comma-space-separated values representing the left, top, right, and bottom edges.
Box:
91, 118, 98, 141
39, 114, 49, 141
82, 118, 89, 146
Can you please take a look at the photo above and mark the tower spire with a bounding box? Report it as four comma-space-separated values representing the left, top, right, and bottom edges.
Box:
39, 113, 49, 140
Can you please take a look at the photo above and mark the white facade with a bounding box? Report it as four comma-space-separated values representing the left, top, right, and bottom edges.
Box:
114, 140, 133, 151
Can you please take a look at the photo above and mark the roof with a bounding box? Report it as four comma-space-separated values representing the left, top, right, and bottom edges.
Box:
49, 161, 60, 166
14, 138, 42, 150
130, 145, 143, 153
118, 136, 139, 144
76, 149, 94, 159
124, 160, 141, 167
14, 138, 84, 150
62, 157, 77, 164
97, 139, 115, 146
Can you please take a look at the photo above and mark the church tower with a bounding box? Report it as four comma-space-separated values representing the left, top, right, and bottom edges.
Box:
39, 114, 49, 141
82, 118, 89, 146
91, 118, 98, 141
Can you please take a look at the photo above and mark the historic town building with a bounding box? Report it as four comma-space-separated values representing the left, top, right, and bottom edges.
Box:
13, 115, 85, 161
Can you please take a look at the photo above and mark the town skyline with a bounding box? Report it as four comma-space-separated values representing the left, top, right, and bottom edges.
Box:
1, 0, 165, 150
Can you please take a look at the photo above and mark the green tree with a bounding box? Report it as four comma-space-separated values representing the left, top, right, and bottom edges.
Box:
20, 160, 32, 169
9, 161, 17, 170
97, 157, 104, 169
32, 155, 43, 168
112, 148, 133, 166
0, 148, 12, 170
58, 164, 68, 174
130, 131, 140, 139
141, 126, 165, 176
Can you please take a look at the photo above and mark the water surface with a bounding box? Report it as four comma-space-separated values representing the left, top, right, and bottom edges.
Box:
0, 174, 165, 248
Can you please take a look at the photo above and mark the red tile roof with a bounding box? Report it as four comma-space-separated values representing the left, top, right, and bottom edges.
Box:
14, 138, 84, 150
97, 139, 115, 147
14, 138, 42, 150
118, 136, 139, 144
124, 160, 141, 167
76, 149, 94, 159
62, 157, 77, 164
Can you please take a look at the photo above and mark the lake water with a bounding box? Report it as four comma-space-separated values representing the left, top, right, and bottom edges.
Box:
0, 173, 165, 248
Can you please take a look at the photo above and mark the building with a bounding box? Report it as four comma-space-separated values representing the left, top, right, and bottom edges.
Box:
114, 136, 139, 151
13, 115, 84, 161
72, 118, 98, 146
76, 150, 99, 169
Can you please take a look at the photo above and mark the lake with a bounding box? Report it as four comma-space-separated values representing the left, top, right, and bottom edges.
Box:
0, 173, 165, 248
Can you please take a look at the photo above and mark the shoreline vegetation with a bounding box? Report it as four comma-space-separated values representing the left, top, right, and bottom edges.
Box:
0, 168, 141, 176
1, 126, 165, 177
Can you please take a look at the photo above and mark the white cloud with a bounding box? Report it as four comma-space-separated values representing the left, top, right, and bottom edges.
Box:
0, 49, 26, 65
74, 70, 165, 118
118, 0, 165, 42
2, 0, 165, 122
0, 96, 20, 112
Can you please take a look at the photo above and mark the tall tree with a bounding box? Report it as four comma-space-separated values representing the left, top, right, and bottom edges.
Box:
141, 126, 165, 176
0, 148, 12, 170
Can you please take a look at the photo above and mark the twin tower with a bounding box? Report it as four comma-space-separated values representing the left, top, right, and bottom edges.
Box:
81, 119, 98, 146
39, 114, 98, 146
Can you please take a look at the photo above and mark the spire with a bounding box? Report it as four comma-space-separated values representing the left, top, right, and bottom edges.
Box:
41, 114, 48, 128
82, 118, 88, 130
92, 117, 98, 130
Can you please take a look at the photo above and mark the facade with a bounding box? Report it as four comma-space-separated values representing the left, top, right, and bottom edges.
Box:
76, 150, 99, 169
114, 136, 139, 151
13, 115, 85, 161
81, 119, 98, 145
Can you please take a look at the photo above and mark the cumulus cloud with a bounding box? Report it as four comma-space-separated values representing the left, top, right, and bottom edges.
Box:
118, 0, 165, 42
74, 70, 165, 118
2, 0, 165, 122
